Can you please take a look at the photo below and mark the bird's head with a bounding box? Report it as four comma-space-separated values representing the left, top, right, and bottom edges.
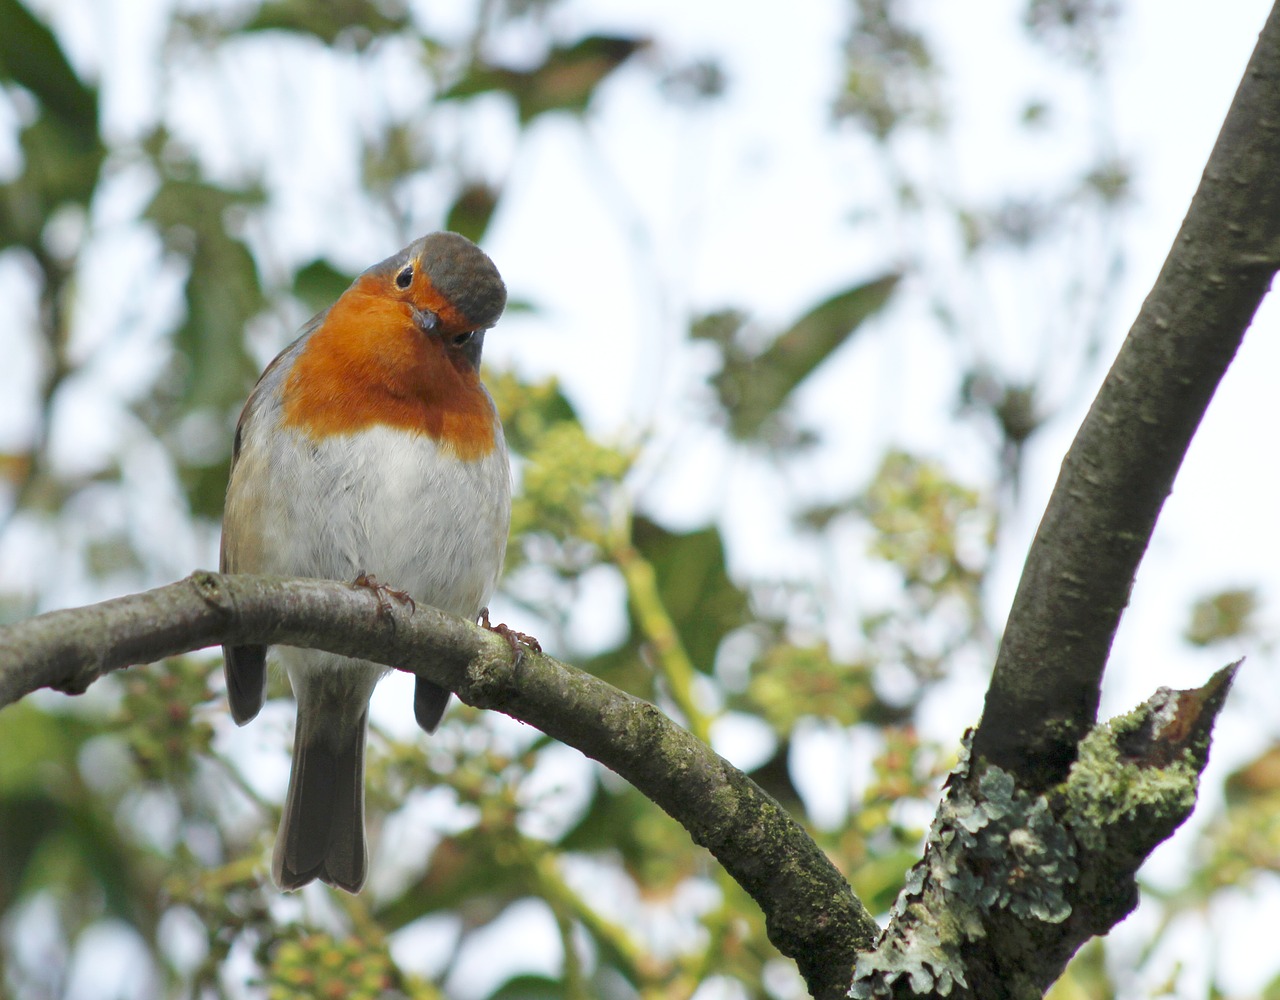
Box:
361, 232, 507, 369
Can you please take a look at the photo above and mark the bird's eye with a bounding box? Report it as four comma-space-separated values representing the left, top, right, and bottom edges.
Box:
395, 265, 413, 290
452, 330, 475, 347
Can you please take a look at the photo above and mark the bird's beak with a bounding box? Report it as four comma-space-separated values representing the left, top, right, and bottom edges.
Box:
411, 306, 439, 334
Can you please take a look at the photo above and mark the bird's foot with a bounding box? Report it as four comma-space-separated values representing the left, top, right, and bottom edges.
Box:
353, 572, 416, 619
479, 607, 542, 661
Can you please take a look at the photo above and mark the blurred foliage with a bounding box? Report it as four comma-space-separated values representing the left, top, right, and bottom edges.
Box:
266, 932, 407, 1000
834, 0, 941, 137
1043, 939, 1114, 1000
441, 34, 649, 124
695, 272, 901, 447
445, 181, 501, 245
1184, 587, 1258, 647
1196, 744, 1280, 891
0, 0, 103, 246
240, 0, 411, 46
1024, 0, 1121, 66
0, 0, 1267, 999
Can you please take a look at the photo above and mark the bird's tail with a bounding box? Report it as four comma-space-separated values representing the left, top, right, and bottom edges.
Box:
273, 695, 370, 893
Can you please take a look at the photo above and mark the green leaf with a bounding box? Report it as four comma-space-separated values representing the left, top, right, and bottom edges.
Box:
173, 242, 263, 412
711, 272, 900, 442
442, 35, 647, 124
689, 309, 748, 348
486, 372, 581, 458
631, 515, 749, 670
1225, 744, 1280, 804
0, 0, 106, 250
0, 0, 104, 243
766, 271, 900, 377
373, 832, 527, 930
0, 703, 158, 935
293, 258, 354, 315
0, 700, 97, 794
145, 179, 267, 415
0, 0, 98, 133
15, 112, 104, 209
487, 974, 564, 1000
238, 0, 409, 46
559, 779, 699, 890
145, 177, 264, 232
0, 793, 61, 905
143, 180, 268, 520
180, 455, 234, 521
445, 182, 500, 244
1185, 588, 1258, 647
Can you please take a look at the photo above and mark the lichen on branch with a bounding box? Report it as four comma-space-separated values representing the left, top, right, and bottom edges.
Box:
852, 664, 1236, 999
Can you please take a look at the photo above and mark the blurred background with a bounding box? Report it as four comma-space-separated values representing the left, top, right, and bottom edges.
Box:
1, 0, 1279, 997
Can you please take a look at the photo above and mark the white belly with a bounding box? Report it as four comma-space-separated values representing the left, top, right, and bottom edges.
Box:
226, 423, 511, 619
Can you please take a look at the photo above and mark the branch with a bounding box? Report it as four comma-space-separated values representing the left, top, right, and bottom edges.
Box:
852, 664, 1237, 998
0, 571, 877, 1000
975, 1, 1280, 790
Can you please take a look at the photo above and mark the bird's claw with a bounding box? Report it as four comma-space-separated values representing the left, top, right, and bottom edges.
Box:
353, 573, 416, 620
479, 607, 542, 662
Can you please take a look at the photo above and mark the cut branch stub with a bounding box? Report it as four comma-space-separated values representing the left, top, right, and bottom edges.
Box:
852, 663, 1237, 1000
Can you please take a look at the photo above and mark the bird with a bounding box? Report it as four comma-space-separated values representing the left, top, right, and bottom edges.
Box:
220, 232, 511, 893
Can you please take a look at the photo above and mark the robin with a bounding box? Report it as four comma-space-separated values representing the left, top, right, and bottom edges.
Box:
220, 232, 511, 893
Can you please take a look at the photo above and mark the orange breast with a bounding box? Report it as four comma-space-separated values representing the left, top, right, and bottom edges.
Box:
279, 278, 497, 461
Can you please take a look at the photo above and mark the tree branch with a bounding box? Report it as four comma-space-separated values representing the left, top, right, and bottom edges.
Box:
975, 1, 1280, 790
852, 664, 1237, 998
0, 571, 877, 1000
